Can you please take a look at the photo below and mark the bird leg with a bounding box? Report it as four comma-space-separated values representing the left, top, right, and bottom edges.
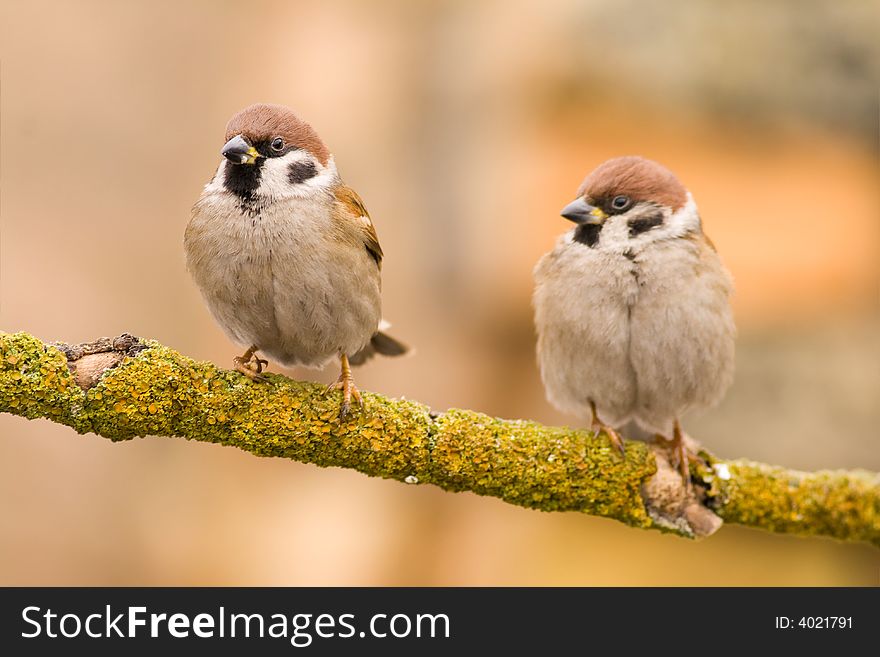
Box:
656, 419, 699, 491
589, 400, 625, 456
327, 353, 363, 420
233, 345, 268, 382
672, 419, 690, 486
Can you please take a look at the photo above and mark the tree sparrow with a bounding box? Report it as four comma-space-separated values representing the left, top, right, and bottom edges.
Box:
185, 103, 407, 417
533, 156, 735, 484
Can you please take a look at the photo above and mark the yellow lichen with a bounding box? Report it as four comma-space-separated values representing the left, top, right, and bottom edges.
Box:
708, 459, 879, 546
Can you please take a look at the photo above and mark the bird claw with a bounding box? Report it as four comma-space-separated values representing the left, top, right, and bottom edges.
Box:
592, 420, 626, 456
658, 420, 697, 492
233, 358, 268, 382
327, 373, 364, 421
233, 346, 269, 383
588, 401, 625, 457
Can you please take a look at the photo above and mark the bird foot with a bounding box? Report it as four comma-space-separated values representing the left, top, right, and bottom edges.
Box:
233, 346, 268, 383
326, 372, 363, 420
656, 421, 702, 492
591, 418, 626, 456
589, 401, 625, 456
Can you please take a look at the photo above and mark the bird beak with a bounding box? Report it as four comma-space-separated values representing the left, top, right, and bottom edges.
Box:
221, 135, 260, 165
561, 198, 607, 225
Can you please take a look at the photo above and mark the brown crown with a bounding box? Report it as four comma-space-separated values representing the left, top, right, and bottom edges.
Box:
578, 156, 687, 211
225, 103, 331, 165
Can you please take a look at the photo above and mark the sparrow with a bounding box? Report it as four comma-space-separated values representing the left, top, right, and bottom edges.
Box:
185, 103, 407, 417
532, 156, 735, 485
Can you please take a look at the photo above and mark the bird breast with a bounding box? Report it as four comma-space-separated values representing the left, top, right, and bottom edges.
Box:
185, 191, 382, 367
534, 229, 734, 433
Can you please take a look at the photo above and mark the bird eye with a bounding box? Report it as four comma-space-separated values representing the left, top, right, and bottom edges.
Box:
611, 195, 631, 211
271, 137, 285, 152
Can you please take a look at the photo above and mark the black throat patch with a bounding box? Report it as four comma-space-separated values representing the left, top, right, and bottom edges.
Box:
573, 223, 602, 247
627, 211, 664, 237
223, 159, 263, 200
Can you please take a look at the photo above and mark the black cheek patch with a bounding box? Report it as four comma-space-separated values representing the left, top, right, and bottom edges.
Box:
573, 223, 602, 247
628, 211, 664, 237
288, 161, 318, 184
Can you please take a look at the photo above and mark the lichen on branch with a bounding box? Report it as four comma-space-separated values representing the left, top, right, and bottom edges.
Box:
1, 331, 877, 547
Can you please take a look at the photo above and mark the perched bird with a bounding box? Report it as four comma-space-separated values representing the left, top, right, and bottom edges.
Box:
533, 156, 735, 483
185, 103, 407, 416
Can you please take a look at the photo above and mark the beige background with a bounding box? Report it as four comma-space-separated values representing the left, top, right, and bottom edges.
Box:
1, 0, 878, 584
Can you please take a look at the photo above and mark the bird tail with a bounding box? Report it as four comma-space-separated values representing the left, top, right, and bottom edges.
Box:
349, 321, 410, 366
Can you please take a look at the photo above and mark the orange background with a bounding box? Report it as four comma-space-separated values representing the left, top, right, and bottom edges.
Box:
1, 0, 878, 584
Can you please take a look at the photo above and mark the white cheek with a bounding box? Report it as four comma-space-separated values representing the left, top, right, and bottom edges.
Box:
665, 193, 701, 236
257, 152, 338, 199
201, 153, 339, 199
258, 153, 301, 197
203, 161, 227, 194
594, 214, 632, 249
593, 194, 702, 251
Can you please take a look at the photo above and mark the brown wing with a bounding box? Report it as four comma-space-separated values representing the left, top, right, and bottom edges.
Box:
334, 183, 383, 268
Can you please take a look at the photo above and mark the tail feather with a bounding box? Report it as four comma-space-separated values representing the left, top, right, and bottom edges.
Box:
370, 331, 409, 357
349, 329, 409, 366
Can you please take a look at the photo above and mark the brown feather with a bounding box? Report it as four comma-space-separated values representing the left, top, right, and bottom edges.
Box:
333, 183, 384, 268
225, 103, 331, 165
578, 156, 687, 211
701, 231, 718, 252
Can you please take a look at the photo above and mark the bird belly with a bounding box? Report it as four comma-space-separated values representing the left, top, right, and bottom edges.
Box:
269, 235, 381, 368
628, 238, 735, 434
533, 244, 638, 426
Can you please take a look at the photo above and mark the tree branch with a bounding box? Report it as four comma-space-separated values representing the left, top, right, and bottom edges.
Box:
1, 331, 877, 547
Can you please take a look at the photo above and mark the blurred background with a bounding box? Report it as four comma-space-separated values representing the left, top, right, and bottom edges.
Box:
1, 0, 878, 585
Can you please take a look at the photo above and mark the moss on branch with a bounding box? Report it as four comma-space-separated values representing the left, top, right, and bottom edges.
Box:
709, 461, 879, 546
1, 331, 877, 547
